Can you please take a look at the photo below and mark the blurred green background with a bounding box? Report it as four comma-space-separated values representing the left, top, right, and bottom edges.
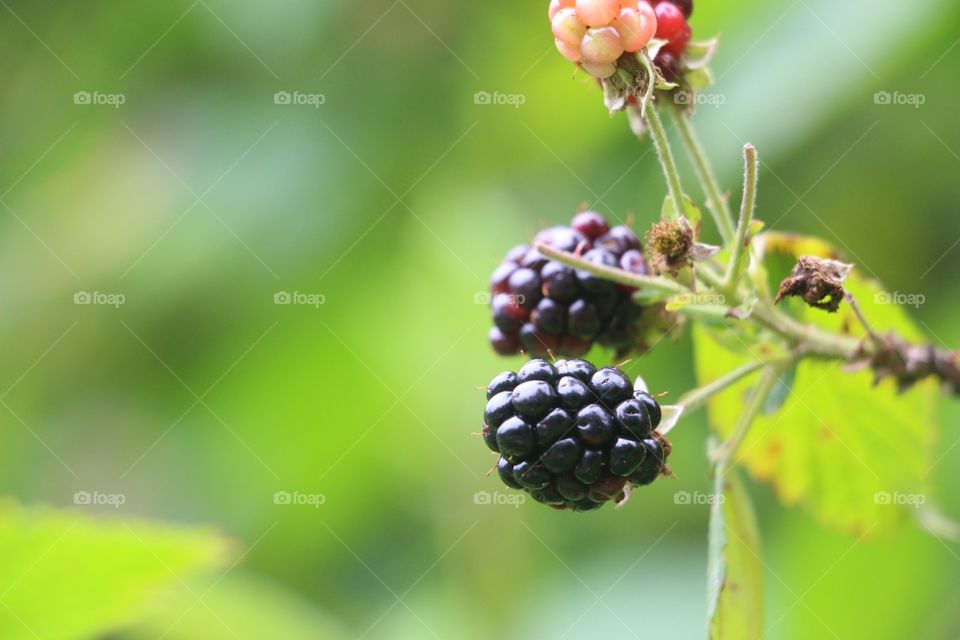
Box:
2, 0, 959, 638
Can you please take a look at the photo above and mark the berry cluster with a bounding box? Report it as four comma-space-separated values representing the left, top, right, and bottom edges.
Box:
488, 211, 649, 358
482, 359, 670, 511
549, 0, 657, 79
548, 0, 694, 82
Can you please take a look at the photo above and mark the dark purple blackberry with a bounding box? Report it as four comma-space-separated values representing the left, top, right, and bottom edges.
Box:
485, 212, 651, 358
486, 371, 518, 399
589, 367, 634, 409
480, 359, 671, 511
555, 358, 596, 382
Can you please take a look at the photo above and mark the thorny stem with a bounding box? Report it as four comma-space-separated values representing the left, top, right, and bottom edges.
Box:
722, 144, 758, 294
644, 102, 687, 222
671, 108, 736, 243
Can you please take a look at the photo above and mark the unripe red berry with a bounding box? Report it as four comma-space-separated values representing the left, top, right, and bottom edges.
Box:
661, 20, 691, 56
571, 211, 610, 240
655, 0, 692, 19
653, 2, 686, 42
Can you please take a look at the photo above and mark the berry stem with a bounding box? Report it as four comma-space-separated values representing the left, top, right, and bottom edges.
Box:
721, 144, 758, 294
710, 364, 782, 465
534, 242, 690, 296
670, 108, 736, 243
677, 356, 788, 415
643, 102, 687, 222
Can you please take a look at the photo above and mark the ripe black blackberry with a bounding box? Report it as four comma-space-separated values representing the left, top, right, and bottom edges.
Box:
487, 212, 651, 358
482, 358, 671, 511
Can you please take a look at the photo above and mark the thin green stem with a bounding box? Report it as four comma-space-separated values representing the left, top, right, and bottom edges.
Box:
723, 144, 758, 293
671, 108, 736, 243
711, 365, 781, 465
644, 102, 686, 221
677, 357, 787, 415
535, 243, 690, 296
751, 302, 861, 359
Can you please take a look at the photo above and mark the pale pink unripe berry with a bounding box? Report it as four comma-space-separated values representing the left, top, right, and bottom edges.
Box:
555, 39, 582, 62
548, 0, 576, 21
575, 0, 619, 27
580, 59, 617, 79
552, 9, 587, 47
580, 26, 623, 64
614, 5, 657, 52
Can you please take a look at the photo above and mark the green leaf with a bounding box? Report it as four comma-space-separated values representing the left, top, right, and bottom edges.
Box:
684, 37, 720, 71
685, 66, 715, 92
694, 232, 939, 535
708, 467, 763, 640
0, 500, 231, 640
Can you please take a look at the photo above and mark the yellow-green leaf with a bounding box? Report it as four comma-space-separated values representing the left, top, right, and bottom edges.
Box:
708, 468, 763, 640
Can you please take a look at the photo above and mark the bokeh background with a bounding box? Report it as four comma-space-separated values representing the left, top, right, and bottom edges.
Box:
2, 0, 959, 638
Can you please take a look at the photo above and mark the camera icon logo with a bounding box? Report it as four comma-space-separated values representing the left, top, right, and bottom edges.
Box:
274, 91, 292, 105
474, 292, 491, 305
274, 291, 292, 305
73, 91, 91, 105
674, 491, 692, 504
674, 91, 693, 105
474, 91, 492, 105
874, 91, 892, 105
73, 491, 92, 505
273, 491, 292, 505
874, 491, 892, 505
74, 291, 92, 305
473, 491, 492, 505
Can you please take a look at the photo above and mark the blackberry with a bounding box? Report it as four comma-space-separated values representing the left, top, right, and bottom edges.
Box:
486, 212, 651, 358
481, 359, 671, 511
